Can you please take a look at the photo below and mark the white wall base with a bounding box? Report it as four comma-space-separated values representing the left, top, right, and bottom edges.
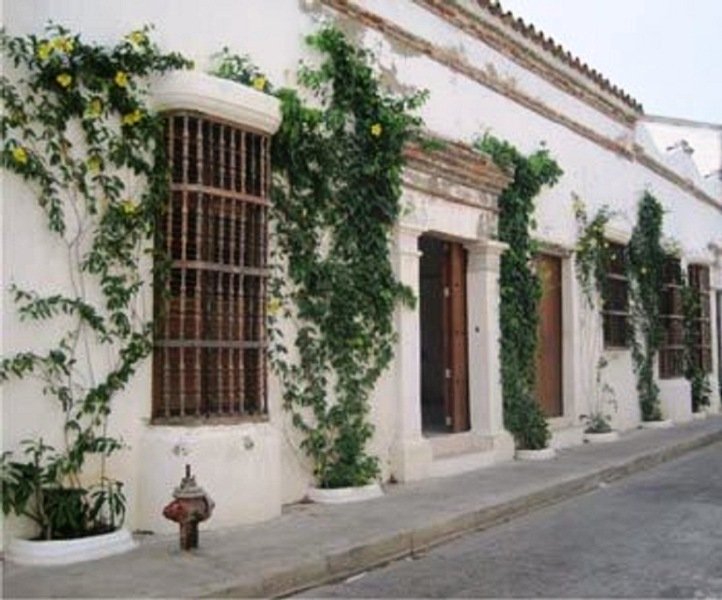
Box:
136, 423, 281, 534
389, 437, 433, 482
427, 431, 514, 478
549, 422, 585, 449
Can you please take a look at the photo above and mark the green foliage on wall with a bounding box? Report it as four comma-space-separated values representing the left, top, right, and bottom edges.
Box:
215, 27, 426, 488
681, 279, 712, 412
627, 192, 666, 421
0, 25, 190, 539
475, 135, 562, 450
572, 197, 615, 308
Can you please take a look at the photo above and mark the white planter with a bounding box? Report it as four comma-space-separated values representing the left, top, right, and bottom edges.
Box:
640, 419, 673, 429
7, 528, 137, 566
692, 411, 708, 420
639, 419, 674, 429
307, 482, 383, 504
515, 447, 556, 461
584, 430, 619, 444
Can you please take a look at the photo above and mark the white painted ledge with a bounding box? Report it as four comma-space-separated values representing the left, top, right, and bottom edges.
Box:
307, 483, 383, 504
151, 70, 282, 134
515, 447, 556, 461
584, 430, 619, 444
7, 528, 136, 566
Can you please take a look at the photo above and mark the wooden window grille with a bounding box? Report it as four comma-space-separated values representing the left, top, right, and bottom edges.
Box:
688, 264, 712, 373
659, 257, 685, 379
602, 242, 629, 348
152, 112, 270, 422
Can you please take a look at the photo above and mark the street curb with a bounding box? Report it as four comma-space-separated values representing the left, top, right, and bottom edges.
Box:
204, 426, 722, 598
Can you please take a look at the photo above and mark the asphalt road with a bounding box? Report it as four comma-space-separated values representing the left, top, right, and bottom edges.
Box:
300, 441, 722, 598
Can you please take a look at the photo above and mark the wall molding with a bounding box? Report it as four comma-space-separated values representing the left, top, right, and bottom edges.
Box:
320, 0, 721, 214
151, 70, 282, 134
412, 0, 640, 126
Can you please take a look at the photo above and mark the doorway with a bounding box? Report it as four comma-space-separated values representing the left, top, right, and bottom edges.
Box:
420, 235, 470, 434
535, 254, 563, 418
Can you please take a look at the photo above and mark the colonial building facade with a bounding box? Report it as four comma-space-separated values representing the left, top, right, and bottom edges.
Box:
3, 0, 721, 542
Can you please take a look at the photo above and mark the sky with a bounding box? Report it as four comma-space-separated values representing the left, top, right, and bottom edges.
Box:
499, 0, 722, 124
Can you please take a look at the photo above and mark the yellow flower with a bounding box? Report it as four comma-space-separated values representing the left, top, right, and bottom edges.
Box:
52, 36, 75, 53
87, 156, 102, 174
267, 297, 282, 316
120, 199, 138, 215
126, 30, 147, 47
370, 123, 383, 137
121, 109, 143, 126
87, 98, 103, 118
56, 73, 73, 88
12, 146, 28, 165
114, 71, 129, 88
252, 76, 267, 91
36, 41, 53, 61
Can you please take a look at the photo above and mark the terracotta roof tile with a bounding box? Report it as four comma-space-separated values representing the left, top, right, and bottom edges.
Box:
477, 0, 643, 111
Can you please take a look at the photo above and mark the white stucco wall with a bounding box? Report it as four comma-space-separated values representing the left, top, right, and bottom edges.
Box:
3, 0, 722, 542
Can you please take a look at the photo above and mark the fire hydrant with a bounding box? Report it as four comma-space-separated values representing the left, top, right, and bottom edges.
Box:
162, 464, 215, 550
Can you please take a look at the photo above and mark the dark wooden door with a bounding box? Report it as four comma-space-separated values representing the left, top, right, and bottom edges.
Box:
443, 242, 470, 432
535, 254, 563, 417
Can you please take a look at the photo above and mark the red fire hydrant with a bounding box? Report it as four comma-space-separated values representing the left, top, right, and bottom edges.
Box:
162, 464, 215, 550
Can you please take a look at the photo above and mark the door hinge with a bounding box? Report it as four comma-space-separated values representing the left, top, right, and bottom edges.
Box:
443, 286, 450, 298
445, 415, 453, 426
445, 368, 452, 379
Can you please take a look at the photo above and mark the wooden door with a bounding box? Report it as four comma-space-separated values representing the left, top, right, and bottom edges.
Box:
443, 242, 470, 432
535, 254, 563, 417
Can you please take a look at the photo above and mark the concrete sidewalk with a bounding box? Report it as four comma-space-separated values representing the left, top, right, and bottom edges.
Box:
4, 416, 722, 599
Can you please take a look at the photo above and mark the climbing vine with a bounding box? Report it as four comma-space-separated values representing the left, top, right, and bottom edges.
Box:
573, 197, 620, 433
682, 278, 712, 412
627, 192, 666, 421
475, 135, 562, 450
215, 27, 426, 488
0, 25, 190, 538
573, 196, 616, 307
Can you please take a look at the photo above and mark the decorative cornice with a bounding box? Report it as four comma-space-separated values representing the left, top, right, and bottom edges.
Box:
151, 71, 282, 134
412, 0, 640, 124
319, 0, 721, 214
404, 137, 512, 197
320, 0, 636, 159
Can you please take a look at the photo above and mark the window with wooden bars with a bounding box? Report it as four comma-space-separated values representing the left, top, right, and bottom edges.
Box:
602, 242, 629, 348
152, 112, 270, 422
688, 264, 713, 373
659, 256, 685, 379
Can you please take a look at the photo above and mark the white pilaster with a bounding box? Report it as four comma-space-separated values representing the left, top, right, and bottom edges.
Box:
465, 240, 511, 447
389, 225, 432, 481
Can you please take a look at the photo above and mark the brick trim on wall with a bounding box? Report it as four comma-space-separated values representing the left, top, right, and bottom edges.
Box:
412, 0, 640, 125
319, 0, 721, 213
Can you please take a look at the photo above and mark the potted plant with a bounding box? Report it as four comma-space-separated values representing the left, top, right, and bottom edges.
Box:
512, 395, 555, 461
0, 26, 189, 564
